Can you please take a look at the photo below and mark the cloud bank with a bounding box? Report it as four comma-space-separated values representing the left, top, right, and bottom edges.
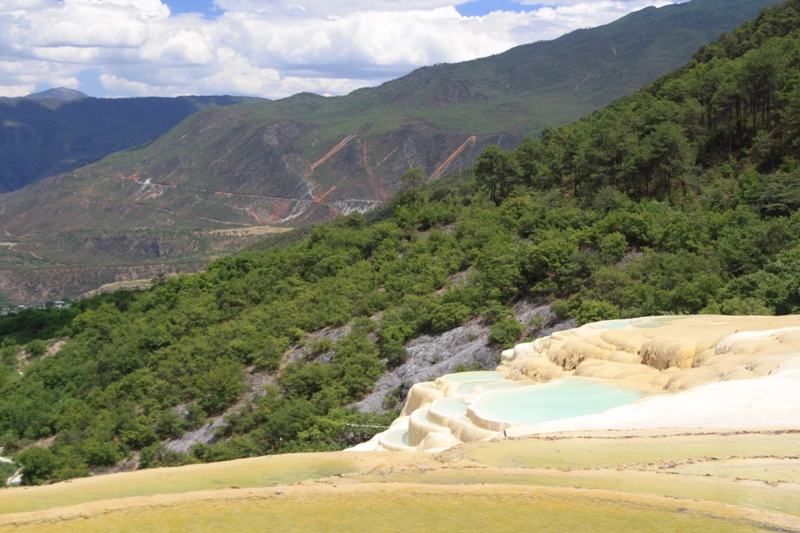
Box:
0, 0, 676, 98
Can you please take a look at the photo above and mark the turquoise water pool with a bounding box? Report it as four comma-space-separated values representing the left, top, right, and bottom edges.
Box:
469, 379, 645, 426
651, 315, 684, 323
594, 316, 683, 330
457, 381, 497, 394
442, 371, 505, 382
380, 429, 409, 447
458, 381, 526, 395
432, 397, 470, 417
594, 320, 631, 329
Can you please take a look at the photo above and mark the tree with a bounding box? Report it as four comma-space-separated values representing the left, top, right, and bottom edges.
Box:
398, 168, 428, 205
475, 145, 521, 202
488, 317, 525, 348
526, 238, 578, 291
575, 300, 620, 326
25, 339, 47, 358
17, 446, 59, 485
599, 232, 628, 264
400, 168, 427, 190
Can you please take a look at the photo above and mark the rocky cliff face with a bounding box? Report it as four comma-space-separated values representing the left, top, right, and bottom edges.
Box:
355, 300, 575, 414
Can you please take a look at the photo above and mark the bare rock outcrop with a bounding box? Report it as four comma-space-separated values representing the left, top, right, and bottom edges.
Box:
355, 300, 571, 414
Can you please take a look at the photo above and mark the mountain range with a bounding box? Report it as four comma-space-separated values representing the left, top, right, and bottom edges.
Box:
0, 0, 780, 304
24, 88, 88, 102
0, 95, 264, 193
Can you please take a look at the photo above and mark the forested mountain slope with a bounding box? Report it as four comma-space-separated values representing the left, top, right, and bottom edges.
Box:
2, 0, 800, 486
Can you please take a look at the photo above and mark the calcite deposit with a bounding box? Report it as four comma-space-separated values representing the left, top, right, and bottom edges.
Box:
354, 315, 800, 452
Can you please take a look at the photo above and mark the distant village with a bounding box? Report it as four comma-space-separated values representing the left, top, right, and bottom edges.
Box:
1, 300, 71, 316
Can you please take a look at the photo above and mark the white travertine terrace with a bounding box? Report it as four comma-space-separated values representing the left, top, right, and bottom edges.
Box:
350, 315, 800, 453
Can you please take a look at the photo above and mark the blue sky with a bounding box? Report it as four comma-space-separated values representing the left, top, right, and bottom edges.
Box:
456, 1, 544, 16
1, 0, 678, 99
164, 0, 219, 17
160, 1, 544, 18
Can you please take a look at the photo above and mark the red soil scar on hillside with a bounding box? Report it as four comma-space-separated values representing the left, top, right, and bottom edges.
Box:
429, 136, 476, 181
362, 144, 392, 200
575, 74, 595, 92
310, 135, 357, 171
316, 186, 338, 202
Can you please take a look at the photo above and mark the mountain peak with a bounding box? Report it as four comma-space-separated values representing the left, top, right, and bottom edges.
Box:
25, 87, 89, 102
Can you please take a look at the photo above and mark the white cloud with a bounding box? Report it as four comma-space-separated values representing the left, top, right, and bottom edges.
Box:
0, 0, 679, 98
213, 0, 465, 16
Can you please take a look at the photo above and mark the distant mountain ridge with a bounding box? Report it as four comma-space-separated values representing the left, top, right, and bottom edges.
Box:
25, 87, 88, 102
0, 94, 266, 193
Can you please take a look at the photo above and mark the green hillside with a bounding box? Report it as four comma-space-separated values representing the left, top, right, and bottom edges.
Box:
1, 0, 800, 485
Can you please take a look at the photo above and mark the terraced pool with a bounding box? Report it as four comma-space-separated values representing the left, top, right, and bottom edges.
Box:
468, 378, 645, 427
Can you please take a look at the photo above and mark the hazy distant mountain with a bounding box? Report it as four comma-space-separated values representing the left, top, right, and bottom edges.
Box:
25, 87, 89, 101
0, 94, 266, 193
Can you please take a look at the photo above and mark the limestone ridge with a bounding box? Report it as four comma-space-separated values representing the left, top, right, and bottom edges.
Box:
500, 315, 800, 388
356, 315, 800, 452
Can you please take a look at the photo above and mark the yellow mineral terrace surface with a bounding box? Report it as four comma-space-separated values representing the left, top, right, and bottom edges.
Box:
504, 315, 800, 388
1, 430, 799, 532
1, 315, 799, 531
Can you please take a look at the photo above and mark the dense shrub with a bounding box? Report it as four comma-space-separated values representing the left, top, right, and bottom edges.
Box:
488, 318, 525, 348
